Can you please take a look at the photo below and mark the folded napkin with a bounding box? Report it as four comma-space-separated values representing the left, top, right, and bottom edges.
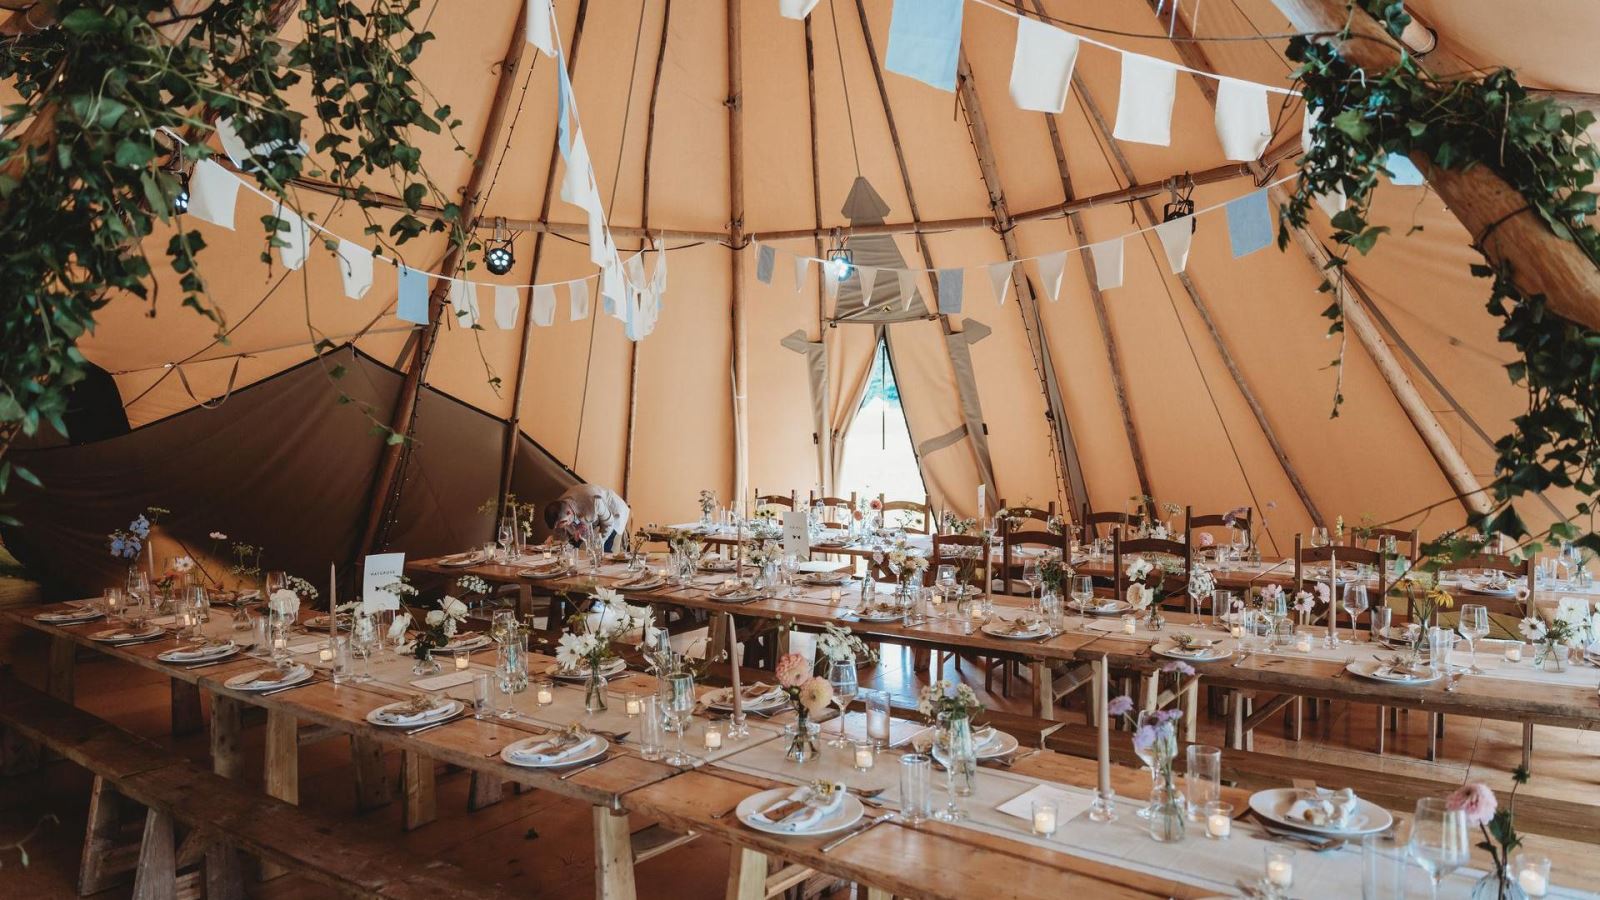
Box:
376, 698, 451, 725
241, 665, 306, 689
1169, 634, 1216, 653
752, 783, 846, 831
1374, 656, 1429, 679
997, 617, 1045, 635
1287, 787, 1359, 829
441, 550, 489, 566
732, 683, 782, 704
510, 732, 598, 765
164, 642, 232, 661
38, 609, 100, 622
99, 628, 158, 641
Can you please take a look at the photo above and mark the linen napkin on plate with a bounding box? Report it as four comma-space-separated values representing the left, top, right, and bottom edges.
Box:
1287, 787, 1360, 828
510, 729, 598, 764
1374, 656, 1429, 679
734, 683, 782, 704
164, 641, 233, 661
376, 696, 451, 725
752, 782, 846, 831
241, 665, 306, 689
99, 627, 158, 641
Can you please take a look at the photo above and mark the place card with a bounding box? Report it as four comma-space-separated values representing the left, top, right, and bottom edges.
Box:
995, 784, 1095, 829
362, 552, 406, 613
782, 511, 810, 558
412, 671, 477, 691
286, 638, 326, 655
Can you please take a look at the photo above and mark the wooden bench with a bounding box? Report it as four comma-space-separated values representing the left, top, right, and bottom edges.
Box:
0, 679, 518, 900
1042, 721, 1600, 845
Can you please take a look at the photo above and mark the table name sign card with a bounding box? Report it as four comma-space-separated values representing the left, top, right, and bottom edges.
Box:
362, 553, 406, 613
782, 510, 809, 559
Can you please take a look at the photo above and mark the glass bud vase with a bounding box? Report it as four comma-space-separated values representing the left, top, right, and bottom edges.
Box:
1146, 758, 1186, 842
268, 609, 294, 666
412, 647, 441, 676
497, 632, 529, 694
584, 663, 609, 714
1537, 643, 1567, 673
1469, 871, 1528, 900
784, 713, 820, 762
934, 711, 977, 822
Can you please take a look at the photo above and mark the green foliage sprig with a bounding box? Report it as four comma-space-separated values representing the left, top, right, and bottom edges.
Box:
1282, 0, 1600, 556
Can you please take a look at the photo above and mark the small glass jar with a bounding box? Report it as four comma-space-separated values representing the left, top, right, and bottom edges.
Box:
1203, 801, 1233, 839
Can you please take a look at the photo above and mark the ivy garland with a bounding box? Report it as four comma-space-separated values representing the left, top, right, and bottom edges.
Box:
0, 0, 466, 515
1281, 0, 1600, 556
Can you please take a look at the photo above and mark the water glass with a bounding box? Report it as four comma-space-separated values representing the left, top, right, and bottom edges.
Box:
331, 636, 357, 684
103, 587, 125, 623
472, 672, 496, 719
637, 695, 664, 761
1372, 606, 1393, 641
1184, 744, 1221, 820
663, 672, 697, 766
249, 614, 269, 654
898, 753, 933, 822
1361, 834, 1410, 899
1427, 627, 1455, 676
864, 689, 891, 745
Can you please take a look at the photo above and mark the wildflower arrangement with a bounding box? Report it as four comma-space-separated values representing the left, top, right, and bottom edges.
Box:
698, 489, 717, 518
775, 652, 834, 728
916, 679, 984, 721
1039, 551, 1073, 596
816, 621, 877, 666
1448, 767, 1531, 897
554, 587, 657, 673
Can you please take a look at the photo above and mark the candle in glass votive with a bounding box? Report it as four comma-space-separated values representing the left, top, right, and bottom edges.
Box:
1264, 849, 1295, 889
453, 648, 470, 671
1515, 854, 1550, 898
624, 695, 643, 717
1230, 624, 1244, 638
319, 645, 334, 662
853, 742, 875, 772
1204, 801, 1233, 839
535, 681, 554, 705
1295, 633, 1313, 653
1030, 799, 1058, 836
829, 589, 841, 603
704, 729, 723, 750
1505, 644, 1524, 663
1121, 616, 1137, 635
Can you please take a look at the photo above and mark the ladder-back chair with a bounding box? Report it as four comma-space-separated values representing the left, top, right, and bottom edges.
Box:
999, 519, 1069, 596
1112, 528, 1194, 610
1187, 506, 1252, 553
879, 495, 934, 535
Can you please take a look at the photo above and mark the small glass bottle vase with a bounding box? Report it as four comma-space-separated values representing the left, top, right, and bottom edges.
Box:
1536, 642, 1567, 673
934, 711, 978, 822
584, 662, 609, 714
1469, 871, 1529, 900
497, 632, 529, 694
412, 646, 441, 676
1146, 757, 1186, 842
784, 711, 821, 762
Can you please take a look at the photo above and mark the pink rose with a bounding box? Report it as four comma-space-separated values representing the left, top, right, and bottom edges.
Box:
775, 652, 810, 688
1198, 533, 1215, 548
1446, 781, 1498, 827
797, 676, 834, 716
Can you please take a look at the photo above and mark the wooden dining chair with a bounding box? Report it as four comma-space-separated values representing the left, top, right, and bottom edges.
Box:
1347, 526, 1420, 567
1186, 506, 1251, 551
1111, 527, 1193, 610
807, 491, 857, 524
1292, 534, 1390, 627
754, 489, 797, 510
1430, 551, 1535, 619
879, 495, 933, 535
1081, 504, 1135, 541
999, 519, 1070, 597
997, 499, 1058, 529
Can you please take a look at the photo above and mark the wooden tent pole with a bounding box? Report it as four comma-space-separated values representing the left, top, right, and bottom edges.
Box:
1270, 0, 1600, 335
803, 16, 832, 494
621, 0, 673, 503
362, 0, 532, 554
1146, 0, 1486, 519
849, 0, 1002, 511
727, 0, 750, 507
953, 51, 1090, 514
494, 1, 591, 521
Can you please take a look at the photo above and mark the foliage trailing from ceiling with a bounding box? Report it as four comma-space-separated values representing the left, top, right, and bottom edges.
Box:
0, 0, 465, 515
1282, 0, 1600, 555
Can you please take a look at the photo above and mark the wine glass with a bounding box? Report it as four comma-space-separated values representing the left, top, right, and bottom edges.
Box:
1457, 604, 1489, 674
497, 517, 516, 561
936, 564, 956, 608
1071, 575, 1094, 625
103, 587, 125, 625
264, 570, 287, 598
662, 672, 697, 765
1310, 527, 1331, 549
1560, 541, 1582, 584
827, 659, 858, 747
1022, 558, 1041, 609
1339, 584, 1369, 646
1407, 797, 1470, 900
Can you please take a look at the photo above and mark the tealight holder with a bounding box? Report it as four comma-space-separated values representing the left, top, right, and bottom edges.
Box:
1203, 801, 1233, 839
852, 740, 876, 772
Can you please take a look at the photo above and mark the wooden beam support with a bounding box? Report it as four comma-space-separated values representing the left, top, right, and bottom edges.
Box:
954, 51, 1090, 513
803, 15, 832, 493
622, 0, 673, 503
728, 0, 750, 507
1149, 0, 1489, 519
1271, 0, 1600, 334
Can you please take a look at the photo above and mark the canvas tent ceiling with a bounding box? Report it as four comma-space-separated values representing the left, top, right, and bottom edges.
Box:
10, 0, 1597, 573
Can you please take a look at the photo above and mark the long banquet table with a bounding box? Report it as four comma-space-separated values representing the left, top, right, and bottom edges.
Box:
10, 599, 1600, 899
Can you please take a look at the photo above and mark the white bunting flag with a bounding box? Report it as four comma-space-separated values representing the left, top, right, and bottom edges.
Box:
1089, 238, 1124, 290
335, 239, 373, 300
569, 279, 590, 320
756, 244, 776, 284
624, 253, 648, 293
532, 284, 556, 326
272, 203, 310, 271
1036, 251, 1067, 302
987, 260, 1014, 306
898, 269, 917, 311
1301, 105, 1321, 154
525, 0, 556, 56
560, 130, 595, 208
1008, 17, 1079, 114
824, 263, 842, 301
793, 255, 808, 294
186, 159, 239, 229
937, 268, 963, 315
214, 116, 251, 168
494, 285, 519, 330
601, 258, 626, 317
1214, 79, 1271, 162
448, 279, 480, 327
1113, 54, 1178, 146
857, 266, 879, 307
779, 0, 820, 19
1154, 217, 1194, 274
1315, 187, 1347, 219
650, 242, 668, 295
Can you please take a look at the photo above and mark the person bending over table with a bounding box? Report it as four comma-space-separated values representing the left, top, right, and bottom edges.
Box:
544, 484, 630, 551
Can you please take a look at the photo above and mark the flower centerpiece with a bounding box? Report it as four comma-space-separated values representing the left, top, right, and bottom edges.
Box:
1125, 558, 1166, 629
556, 587, 657, 712
775, 652, 833, 761
667, 529, 704, 584
747, 539, 783, 589
1448, 767, 1531, 900
1039, 551, 1072, 600
107, 506, 167, 579
1519, 611, 1585, 673
1186, 561, 1215, 612
1109, 660, 1192, 842
1394, 571, 1454, 632
879, 540, 929, 600
284, 574, 320, 607
405, 593, 468, 676
816, 621, 877, 668
917, 680, 985, 818
698, 489, 717, 527
1292, 585, 1325, 627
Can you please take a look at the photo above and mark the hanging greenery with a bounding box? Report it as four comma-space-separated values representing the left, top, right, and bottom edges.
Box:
1282, 0, 1600, 555
0, 0, 465, 511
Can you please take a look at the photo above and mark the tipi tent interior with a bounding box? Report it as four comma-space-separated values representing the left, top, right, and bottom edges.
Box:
3, 0, 1600, 897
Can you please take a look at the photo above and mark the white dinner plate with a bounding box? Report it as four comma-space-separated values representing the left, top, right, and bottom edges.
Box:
981, 620, 1052, 640
703, 686, 787, 712
1345, 658, 1442, 685
849, 606, 903, 622
439, 551, 491, 568
35, 607, 104, 624
1462, 583, 1519, 598
89, 625, 164, 644
1248, 787, 1394, 837
499, 733, 609, 768
157, 641, 238, 664
549, 657, 628, 681
225, 664, 312, 692
519, 565, 572, 580
799, 572, 851, 586
736, 787, 865, 837
365, 698, 463, 728
615, 574, 666, 591
700, 559, 742, 573
1068, 598, 1130, 617
1152, 639, 1230, 662
797, 560, 846, 574
920, 727, 1020, 762
710, 586, 762, 602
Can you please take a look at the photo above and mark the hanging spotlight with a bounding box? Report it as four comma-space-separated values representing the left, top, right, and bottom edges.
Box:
826, 229, 854, 280
1161, 179, 1196, 233
484, 217, 516, 276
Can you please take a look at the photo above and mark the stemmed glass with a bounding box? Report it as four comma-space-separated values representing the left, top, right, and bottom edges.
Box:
662, 672, 697, 766
1310, 527, 1331, 549
1022, 558, 1041, 610
1457, 604, 1489, 674
126, 572, 151, 627
1407, 797, 1470, 900
104, 587, 125, 625
1071, 575, 1095, 626
1336, 584, 1368, 646
264, 570, 287, 598
936, 565, 956, 612
497, 516, 517, 562
827, 659, 858, 747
